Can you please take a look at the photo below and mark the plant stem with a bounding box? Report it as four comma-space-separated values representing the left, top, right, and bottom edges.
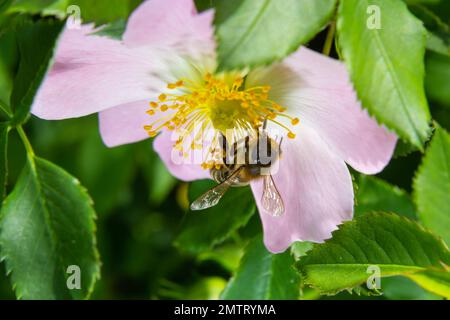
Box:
17, 125, 34, 157
0, 99, 12, 119
322, 21, 336, 56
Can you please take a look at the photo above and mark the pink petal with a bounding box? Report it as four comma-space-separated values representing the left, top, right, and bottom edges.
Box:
99, 100, 151, 147
153, 130, 211, 181
123, 0, 215, 59
251, 126, 354, 253
31, 24, 166, 120
250, 47, 397, 175
98, 53, 213, 147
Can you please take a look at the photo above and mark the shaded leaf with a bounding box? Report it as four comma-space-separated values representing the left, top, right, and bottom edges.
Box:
0, 124, 9, 200
0, 30, 18, 110
77, 130, 136, 215
0, 0, 13, 13
425, 52, 450, 108
426, 31, 448, 56
195, 0, 214, 12
221, 235, 300, 299
175, 180, 255, 253
0, 156, 100, 299
355, 175, 416, 219
91, 19, 126, 40
141, 151, 177, 206
10, 18, 65, 126
407, 3, 449, 56
382, 276, 442, 300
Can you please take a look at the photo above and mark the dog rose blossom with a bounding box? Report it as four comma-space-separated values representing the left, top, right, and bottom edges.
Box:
32, 0, 397, 253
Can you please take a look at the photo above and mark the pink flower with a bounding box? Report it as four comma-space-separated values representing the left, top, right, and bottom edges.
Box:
32, 0, 397, 253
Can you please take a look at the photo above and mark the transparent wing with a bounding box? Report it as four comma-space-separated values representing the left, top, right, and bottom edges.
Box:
190, 167, 243, 211
262, 175, 285, 217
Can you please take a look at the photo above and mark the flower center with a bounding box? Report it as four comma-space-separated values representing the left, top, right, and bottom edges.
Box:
144, 73, 299, 158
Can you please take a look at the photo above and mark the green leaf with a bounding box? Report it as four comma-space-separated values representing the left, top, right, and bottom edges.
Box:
10, 18, 65, 126
337, 0, 431, 149
0, 156, 100, 299
174, 180, 255, 253
0, 0, 13, 13
76, 128, 136, 215
195, 0, 214, 12
291, 241, 314, 260
425, 52, 450, 108
91, 19, 127, 40
138, 145, 177, 206
7, 0, 68, 18
0, 30, 18, 110
355, 175, 416, 219
393, 139, 420, 158
296, 212, 450, 297
406, 270, 450, 298
215, 0, 337, 70
406, 4, 450, 56
414, 126, 450, 245
0, 124, 9, 200
382, 276, 442, 300
404, 0, 442, 4
68, 0, 141, 26
426, 31, 449, 56
221, 235, 300, 299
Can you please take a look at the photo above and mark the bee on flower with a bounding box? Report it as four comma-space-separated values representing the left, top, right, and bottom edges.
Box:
31, 0, 397, 253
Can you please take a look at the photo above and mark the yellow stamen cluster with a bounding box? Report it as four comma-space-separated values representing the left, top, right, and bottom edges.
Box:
144, 73, 299, 160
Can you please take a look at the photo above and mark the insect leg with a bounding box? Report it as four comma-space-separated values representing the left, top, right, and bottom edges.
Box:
244, 135, 250, 165
219, 132, 230, 167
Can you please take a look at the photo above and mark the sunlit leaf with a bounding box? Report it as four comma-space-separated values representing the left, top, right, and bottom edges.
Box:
215, 0, 336, 70
297, 212, 450, 298
7, 0, 68, 18
414, 126, 450, 245
337, 0, 431, 149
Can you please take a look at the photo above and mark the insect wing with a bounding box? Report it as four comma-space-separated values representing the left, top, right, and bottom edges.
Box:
190, 167, 243, 211
261, 175, 284, 216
